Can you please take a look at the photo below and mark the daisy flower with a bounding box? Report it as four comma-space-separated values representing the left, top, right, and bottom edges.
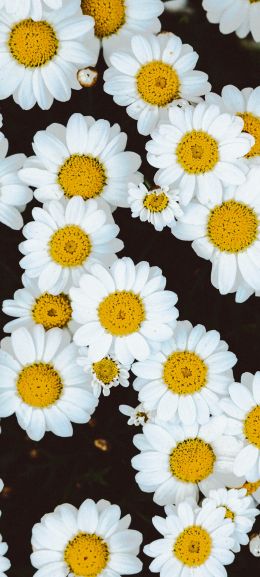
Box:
19, 113, 142, 207
221, 371, 260, 482
0, 0, 99, 110
31, 497, 143, 577
128, 182, 183, 231
0, 325, 98, 441
2, 0, 64, 18
19, 196, 123, 295
132, 416, 242, 505
173, 166, 260, 302
132, 320, 237, 425
71, 257, 179, 364
144, 501, 235, 577
104, 33, 210, 136
119, 403, 155, 426
81, 0, 164, 65
202, 0, 260, 42
77, 347, 130, 397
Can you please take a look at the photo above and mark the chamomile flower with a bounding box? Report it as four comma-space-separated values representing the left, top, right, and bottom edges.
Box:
77, 348, 130, 397
132, 416, 242, 505
31, 497, 143, 577
104, 33, 210, 136
71, 257, 179, 365
173, 167, 260, 301
0, 325, 98, 441
144, 501, 235, 577
81, 0, 164, 65
119, 403, 154, 426
0, 1, 99, 110
202, 0, 260, 42
146, 102, 253, 206
132, 320, 237, 425
19, 113, 142, 207
19, 196, 123, 295
128, 182, 183, 231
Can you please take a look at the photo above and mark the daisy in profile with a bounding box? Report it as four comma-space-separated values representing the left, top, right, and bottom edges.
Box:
31, 497, 143, 577
0, 325, 98, 441
202, 0, 260, 42
144, 501, 235, 577
19, 113, 142, 207
77, 347, 130, 397
19, 196, 123, 295
119, 403, 155, 426
128, 182, 183, 231
132, 320, 237, 425
0, 1, 99, 110
71, 257, 179, 364
104, 33, 210, 136
81, 0, 164, 64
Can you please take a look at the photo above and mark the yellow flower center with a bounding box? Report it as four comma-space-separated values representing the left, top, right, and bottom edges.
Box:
49, 225, 92, 267
163, 351, 207, 395
58, 155, 107, 200
169, 438, 216, 483
81, 0, 125, 38
16, 363, 63, 408
136, 61, 180, 107
223, 507, 235, 521
92, 357, 119, 384
174, 526, 212, 567
176, 130, 219, 174
32, 293, 72, 330
143, 191, 169, 213
238, 112, 260, 158
64, 533, 109, 577
243, 405, 260, 449
8, 19, 58, 68
241, 479, 260, 495
98, 291, 145, 336
207, 200, 258, 253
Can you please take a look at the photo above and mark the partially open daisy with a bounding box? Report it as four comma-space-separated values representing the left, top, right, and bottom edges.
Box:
128, 182, 183, 231
19, 196, 123, 295
19, 113, 142, 207
71, 257, 178, 364
119, 403, 154, 426
132, 320, 237, 425
0, 325, 98, 441
0, 1, 99, 110
77, 348, 130, 397
202, 0, 260, 42
132, 416, 241, 505
144, 501, 235, 577
173, 166, 260, 301
104, 33, 210, 136
146, 102, 253, 206
31, 497, 143, 577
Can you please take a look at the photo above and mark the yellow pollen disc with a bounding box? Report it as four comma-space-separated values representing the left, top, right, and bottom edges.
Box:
242, 479, 260, 495
98, 291, 145, 337
207, 200, 258, 253
81, 0, 125, 38
238, 112, 260, 158
176, 130, 219, 174
143, 191, 169, 213
243, 405, 260, 449
16, 363, 63, 408
49, 225, 91, 267
174, 526, 212, 567
136, 61, 180, 107
64, 533, 109, 577
92, 357, 119, 384
8, 19, 58, 68
163, 351, 207, 395
58, 154, 106, 200
223, 507, 235, 521
170, 438, 216, 483
32, 293, 72, 330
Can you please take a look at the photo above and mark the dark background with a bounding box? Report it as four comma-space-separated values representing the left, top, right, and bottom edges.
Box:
0, 1, 260, 575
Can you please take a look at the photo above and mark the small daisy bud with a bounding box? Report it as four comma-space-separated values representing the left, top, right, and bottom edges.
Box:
77, 67, 98, 88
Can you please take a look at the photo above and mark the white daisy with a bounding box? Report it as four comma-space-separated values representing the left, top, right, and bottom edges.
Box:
19, 113, 142, 207
132, 416, 242, 505
19, 196, 123, 295
81, 0, 164, 65
146, 102, 253, 206
104, 33, 210, 136
144, 500, 235, 577
128, 182, 183, 231
164, 0, 188, 11
77, 347, 130, 397
173, 166, 260, 302
31, 497, 143, 577
0, 0, 99, 110
132, 320, 237, 425
119, 403, 155, 426
0, 325, 98, 441
1, 0, 64, 18
202, 0, 260, 42
71, 257, 179, 365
